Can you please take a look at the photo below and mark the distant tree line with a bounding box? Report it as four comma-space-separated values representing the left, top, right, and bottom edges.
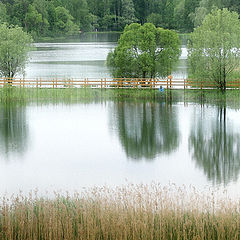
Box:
0, 0, 240, 37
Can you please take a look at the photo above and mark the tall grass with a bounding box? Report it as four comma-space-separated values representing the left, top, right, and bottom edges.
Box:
0, 87, 239, 103
0, 184, 239, 240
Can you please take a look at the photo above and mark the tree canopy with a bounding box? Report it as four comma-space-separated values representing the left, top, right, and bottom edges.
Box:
107, 23, 181, 79
188, 8, 240, 92
1, 0, 240, 37
0, 24, 32, 79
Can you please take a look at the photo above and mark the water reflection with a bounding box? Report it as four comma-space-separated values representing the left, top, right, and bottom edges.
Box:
0, 101, 28, 160
112, 101, 180, 160
189, 103, 240, 185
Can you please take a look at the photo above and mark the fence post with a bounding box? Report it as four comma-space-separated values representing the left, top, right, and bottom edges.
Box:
56, 78, 58, 88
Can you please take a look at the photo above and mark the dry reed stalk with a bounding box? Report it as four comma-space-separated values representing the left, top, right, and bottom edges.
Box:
0, 184, 239, 240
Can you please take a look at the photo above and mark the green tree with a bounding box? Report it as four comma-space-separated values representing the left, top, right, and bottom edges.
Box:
107, 23, 181, 78
0, 24, 32, 80
132, 0, 147, 24
32, 0, 50, 35
188, 9, 240, 92
9, 0, 31, 28
54, 6, 79, 35
122, 0, 137, 25
183, 0, 201, 31
222, 0, 240, 14
189, 0, 219, 28
147, 13, 162, 28
0, 2, 8, 23
164, 0, 175, 29
173, 0, 185, 31
25, 4, 44, 35
61, 0, 91, 31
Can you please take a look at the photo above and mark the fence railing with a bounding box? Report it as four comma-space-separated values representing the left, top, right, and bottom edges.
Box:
0, 77, 240, 89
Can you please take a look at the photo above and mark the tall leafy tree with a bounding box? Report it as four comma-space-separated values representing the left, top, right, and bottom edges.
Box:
188, 8, 240, 92
32, 0, 50, 35
183, 0, 200, 31
132, 0, 147, 24
189, 0, 220, 28
164, 0, 175, 29
122, 0, 137, 25
61, 0, 91, 31
0, 24, 32, 80
54, 6, 79, 34
25, 4, 45, 35
173, 0, 185, 31
0, 2, 8, 23
107, 23, 181, 78
10, 0, 31, 28
222, 0, 240, 14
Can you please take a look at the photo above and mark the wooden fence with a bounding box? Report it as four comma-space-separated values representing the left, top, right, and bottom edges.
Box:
0, 77, 240, 89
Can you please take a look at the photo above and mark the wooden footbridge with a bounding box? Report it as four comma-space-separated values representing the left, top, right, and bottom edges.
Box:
0, 77, 240, 89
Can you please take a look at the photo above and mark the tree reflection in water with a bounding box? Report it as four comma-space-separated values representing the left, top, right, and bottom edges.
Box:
112, 101, 180, 160
189, 103, 240, 185
0, 101, 28, 160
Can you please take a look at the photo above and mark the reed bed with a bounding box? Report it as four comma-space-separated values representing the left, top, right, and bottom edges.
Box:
0, 184, 239, 240
0, 87, 239, 105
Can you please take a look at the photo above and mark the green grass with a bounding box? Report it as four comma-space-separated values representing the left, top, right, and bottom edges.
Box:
0, 184, 239, 240
0, 87, 239, 107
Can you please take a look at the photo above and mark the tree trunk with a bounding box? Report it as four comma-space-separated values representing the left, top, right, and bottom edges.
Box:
223, 66, 226, 93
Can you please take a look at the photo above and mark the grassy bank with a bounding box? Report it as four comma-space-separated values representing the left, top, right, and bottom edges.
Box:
0, 184, 239, 240
0, 87, 239, 106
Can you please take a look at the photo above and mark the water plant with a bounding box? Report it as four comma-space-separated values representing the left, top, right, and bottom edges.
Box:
0, 184, 239, 240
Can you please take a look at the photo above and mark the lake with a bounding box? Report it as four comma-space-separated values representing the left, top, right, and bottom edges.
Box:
1, 33, 240, 197
25, 32, 188, 79
0, 99, 240, 196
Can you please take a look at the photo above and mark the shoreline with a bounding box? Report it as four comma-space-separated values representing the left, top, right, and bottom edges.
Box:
0, 88, 239, 105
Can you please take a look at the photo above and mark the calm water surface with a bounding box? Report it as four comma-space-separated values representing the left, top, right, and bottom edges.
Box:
2, 33, 240, 196
0, 100, 240, 196
25, 33, 187, 79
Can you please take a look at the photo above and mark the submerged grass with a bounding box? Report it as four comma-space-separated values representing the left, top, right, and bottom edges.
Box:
0, 87, 240, 106
0, 184, 239, 240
